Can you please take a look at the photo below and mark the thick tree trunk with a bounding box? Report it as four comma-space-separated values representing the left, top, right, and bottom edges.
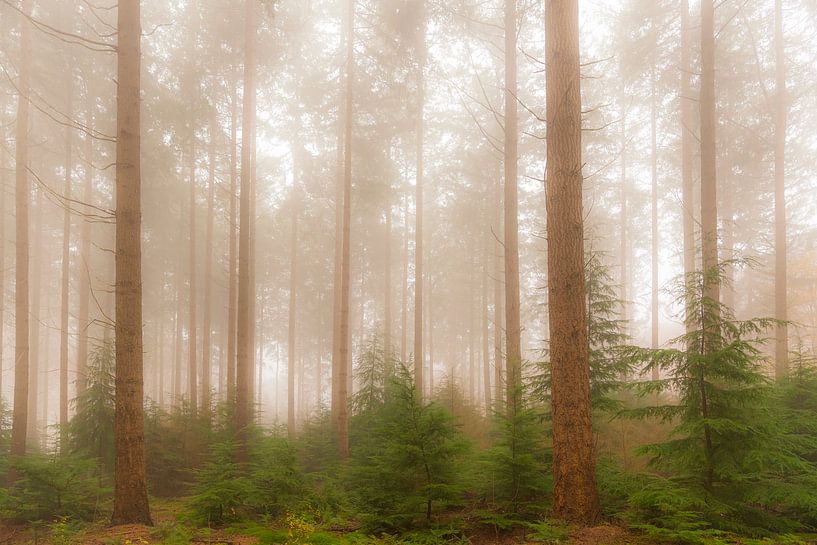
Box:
700, 0, 720, 315
111, 0, 152, 525
10, 0, 31, 464
545, 0, 600, 524
414, 5, 426, 399
773, 0, 788, 378
188, 151, 198, 412
236, 0, 256, 461
503, 0, 522, 415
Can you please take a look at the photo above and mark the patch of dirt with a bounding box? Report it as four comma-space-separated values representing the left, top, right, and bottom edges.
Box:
568, 524, 631, 545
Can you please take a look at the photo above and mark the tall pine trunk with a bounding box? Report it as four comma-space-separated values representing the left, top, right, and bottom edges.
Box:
650, 66, 659, 375
60, 78, 73, 439
188, 150, 198, 412
112, 0, 152, 525
680, 0, 695, 320
202, 122, 216, 414
10, 0, 31, 465
503, 0, 522, 414
773, 0, 788, 378
287, 176, 299, 436
700, 0, 719, 314
414, 0, 426, 399
236, 0, 256, 461
76, 96, 95, 398
227, 75, 238, 401
545, 0, 600, 524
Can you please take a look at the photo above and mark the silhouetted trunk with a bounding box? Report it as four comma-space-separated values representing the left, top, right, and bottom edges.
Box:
546, 0, 600, 524
10, 0, 31, 465
401, 195, 409, 364
482, 249, 491, 414
28, 186, 42, 444
60, 79, 73, 439
700, 0, 719, 315
111, 0, 152, 525
773, 0, 788, 378
188, 150, 198, 412
336, 0, 355, 460
619, 107, 628, 333
173, 243, 183, 405
236, 0, 256, 461
384, 196, 392, 361
414, 0, 426, 399
504, 0, 522, 415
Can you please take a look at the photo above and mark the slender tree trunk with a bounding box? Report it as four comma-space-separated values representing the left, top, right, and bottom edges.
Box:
401, 195, 409, 364
111, 0, 152, 525
650, 65, 659, 376
619, 109, 628, 335
504, 0, 522, 415
173, 249, 183, 405
202, 123, 216, 414
248, 138, 257, 411
384, 196, 392, 361
76, 99, 94, 398
287, 180, 299, 437
546, 0, 600, 524
493, 174, 504, 410
700, 0, 720, 315
10, 0, 31, 466
60, 80, 73, 439
188, 150, 198, 412
227, 75, 238, 401
335, 0, 355, 460
158, 307, 165, 408
27, 186, 42, 444
773, 0, 788, 378
680, 0, 695, 321
414, 1, 426, 399
0, 141, 5, 400
482, 249, 491, 414
468, 262, 475, 403
235, 0, 256, 461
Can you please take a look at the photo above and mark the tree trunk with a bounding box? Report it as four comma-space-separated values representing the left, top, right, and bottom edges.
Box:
335, 0, 355, 460
10, 0, 31, 464
545, 0, 600, 524
227, 75, 238, 401
384, 195, 392, 361
773, 0, 788, 378
680, 0, 695, 325
173, 244, 183, 406
202, 122, 216, 414
28, 184, 42, 444
188, 149, 198, 412
504, 0, 522, 415
76, 97, 95, 398
235, 0, 256, 461
482, 249, 491, 415
700, 0, 720, 317
619, 108, 628, 335
401, 194, 409, 364
111, 0, 152, 525
414, 0, 426, 399
287, 177, 299, 437
60, 79, 73, 440
650, 65, 659, 375
493, 173, 504, 410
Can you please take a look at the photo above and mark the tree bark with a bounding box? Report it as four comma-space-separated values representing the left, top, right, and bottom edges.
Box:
60, 77, 73, 439
227, 75, 238, 401
650, 65, 659, 375
773, 0, 788, 378
188, 149, 198, 412
27, 181, 42, 444
287, 174, 299, 437
76, 97, 95, 398
700, 0, 720, 317
414, 0, 426, 399
235, 0, 256, 461
504, 0, 522, 415
545, 0, 600, 524
111, 0, 152, 525
680, 0, 695, 324
10, 0, 31, 465
493, 174, 504, 410
335, 0, 355, 460
384, 194, 392, 361
482, 248, 491, 415
401, 195, 409, 365
202, 121, 216, 414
